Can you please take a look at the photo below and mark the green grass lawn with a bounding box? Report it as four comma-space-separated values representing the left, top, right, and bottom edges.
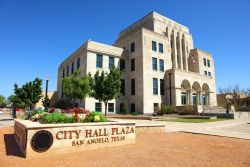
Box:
162, 118, 229, 123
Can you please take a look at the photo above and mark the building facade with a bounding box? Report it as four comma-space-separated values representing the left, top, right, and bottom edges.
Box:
57, 11, 217, 114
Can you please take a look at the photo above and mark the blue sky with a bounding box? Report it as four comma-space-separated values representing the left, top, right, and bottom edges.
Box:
0, 0, 250, 97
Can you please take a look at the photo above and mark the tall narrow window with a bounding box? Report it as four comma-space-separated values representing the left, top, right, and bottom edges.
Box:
159, 43, 163, 53
153, 78, 158, 95
152, 41, 157, 51
131, 58, 135, 71
131, 103, 135, 113
67, 65, 69, 76
108, 103, 114, 112
109, 56, 114, 69
120, 79, 125, 95
120, 103, 124, 112
152, 57, 157, 70
181, 92, 187, 105
153, 103, 159, 112
204, 71, 207, 76
77, 58, 80, 69
159, 59, 164, 72
131, 42, 135, 52
71, 62, 74, 74
120, 59, 125, 71
203, 58, 207, 66
208, 72, 211, 76
96, 54, 103, 68
95, 103, 102, 112
207, 59, 210, 67
192, 94, 197, 105
202, 94, 207, 105
160, 79, 165, 95
63, 68, 65, 78
131, 79, 135, 95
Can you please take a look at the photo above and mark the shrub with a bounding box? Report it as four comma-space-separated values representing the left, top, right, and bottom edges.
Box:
53, 99, 74, 109
178, 106, 197, 115
41, 112, 75, 124
24, 110, 46, 120
131, 112, 139, 116
120, 103, 129, 115
154, 106, 163, 115
238, 106, 250, 111
82, 112, 107, 123
161, 104, 177, 114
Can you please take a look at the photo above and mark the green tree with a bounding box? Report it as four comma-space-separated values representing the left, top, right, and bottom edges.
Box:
90, 67, 121, 117
12, 78, 43, 110
0, 95, 6, 108
62, 69, 90, 104
42, 97, 50, 108
7, 95, 25, 109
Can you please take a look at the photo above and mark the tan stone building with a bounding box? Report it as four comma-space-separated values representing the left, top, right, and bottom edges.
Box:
57, 11, 217, 114
35, 91, 58, 109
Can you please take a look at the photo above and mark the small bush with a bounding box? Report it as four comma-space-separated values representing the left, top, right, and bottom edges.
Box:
54, 99, 74, 110
161, 104, 177, 114
82, 112, 107, 123
120, 103, 129, 115
131, 112, 139, 116
178, 106, 197, 115
41, 112, 75, 124
153, 106, 163, 115
238, 106, 250, 111
24, 110, 46, 120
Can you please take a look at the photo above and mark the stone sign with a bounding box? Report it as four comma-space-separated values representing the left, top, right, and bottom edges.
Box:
14, 119, 136, 158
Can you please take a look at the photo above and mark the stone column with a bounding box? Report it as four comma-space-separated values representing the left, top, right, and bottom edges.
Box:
171, 30, 177, 69
189, 90, 193, 105
200, 92, 203, 105
182, 34, 188, 71
176, 33, 183, 70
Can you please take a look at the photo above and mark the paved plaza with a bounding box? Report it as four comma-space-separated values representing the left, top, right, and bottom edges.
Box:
0, 127, 250, 167
113, 117, 250, 140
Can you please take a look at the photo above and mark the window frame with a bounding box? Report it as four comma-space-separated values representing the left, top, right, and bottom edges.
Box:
152, 41, 157, 51
63, 68, 65, 78
95, 103, 102, 112
71, 62, 74, 74
120, 59, 125, 71
153, 78, 158, 95
203, 58, 207, 66
96, 54, 103, 68
181, 92, 187, 105
77, 58, 80, 69
109, 56, 115, 69
159, 59, 164, 72
152, 57, 158, 71
131, 42, 135, 53
108, 103, 114, 113
131, 79, 135, 95
207, 59, 210, 67
120, 79, 125, 96
131, 58, 135, 71
159, 43, 163, 53
130, 103, 135, 113
160, 79, 165, 95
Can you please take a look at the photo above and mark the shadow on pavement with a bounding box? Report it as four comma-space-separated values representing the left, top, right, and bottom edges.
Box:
4, 134, 25, 158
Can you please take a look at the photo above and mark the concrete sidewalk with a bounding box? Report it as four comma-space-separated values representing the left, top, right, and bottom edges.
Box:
113, 118, 250, 140
0, 113, 14, 128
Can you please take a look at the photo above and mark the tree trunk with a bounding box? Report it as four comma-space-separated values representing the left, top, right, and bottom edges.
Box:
104, 102, 108, 118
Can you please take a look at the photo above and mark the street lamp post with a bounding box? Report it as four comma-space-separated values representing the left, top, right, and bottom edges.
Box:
44, 77, 50, 111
